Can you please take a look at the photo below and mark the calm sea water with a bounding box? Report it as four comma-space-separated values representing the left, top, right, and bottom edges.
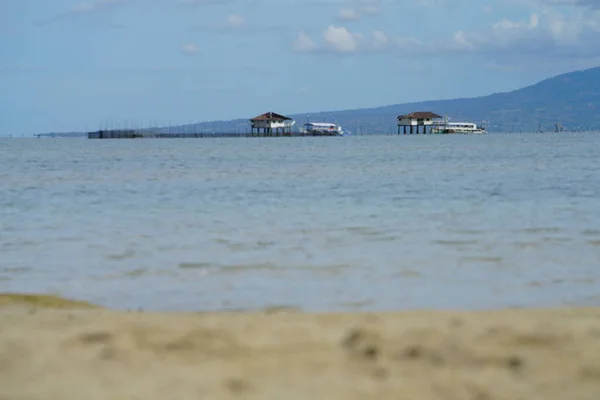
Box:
1, 134, 599, 312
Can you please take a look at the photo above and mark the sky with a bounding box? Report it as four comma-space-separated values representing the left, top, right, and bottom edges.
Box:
2, 0, 600, 135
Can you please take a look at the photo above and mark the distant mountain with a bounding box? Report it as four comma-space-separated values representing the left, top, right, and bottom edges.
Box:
155, 66, 600, 134
41, 66, 600, 137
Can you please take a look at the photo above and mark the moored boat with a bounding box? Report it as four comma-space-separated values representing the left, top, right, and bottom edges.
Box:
301, 122, 345, 136
431, 121, 486, 134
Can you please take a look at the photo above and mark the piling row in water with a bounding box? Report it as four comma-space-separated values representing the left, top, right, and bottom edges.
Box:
87, 130, 345, 139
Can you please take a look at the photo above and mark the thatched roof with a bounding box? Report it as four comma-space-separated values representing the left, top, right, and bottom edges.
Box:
250, 112, 292, 121
397, 112, 442, 120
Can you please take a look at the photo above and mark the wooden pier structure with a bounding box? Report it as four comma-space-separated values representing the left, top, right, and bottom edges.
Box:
87, 110, 348, 139
397, 111, 443, 134
87, 130, 344, 139
86, 110, 453, 139
249, 112, 295, 136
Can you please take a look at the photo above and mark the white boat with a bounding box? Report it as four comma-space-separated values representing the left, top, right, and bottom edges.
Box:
301, 122, 344, 136
431, 120, 486, 134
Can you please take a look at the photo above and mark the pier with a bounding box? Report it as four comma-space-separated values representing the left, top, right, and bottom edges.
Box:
84, 109, 484, 139
397, 112, 443, 134
87, 130, 344, 139
88, 110, 345, 139
250, 112, 295, 136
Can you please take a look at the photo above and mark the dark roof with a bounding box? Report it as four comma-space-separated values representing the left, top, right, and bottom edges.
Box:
397, 111, 442, 120
250, 112, 292, 121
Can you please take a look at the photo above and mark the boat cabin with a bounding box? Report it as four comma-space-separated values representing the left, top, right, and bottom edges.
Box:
303, 122, 343, 135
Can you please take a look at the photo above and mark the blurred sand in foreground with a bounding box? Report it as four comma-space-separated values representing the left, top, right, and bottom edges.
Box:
1, 294, 600, 400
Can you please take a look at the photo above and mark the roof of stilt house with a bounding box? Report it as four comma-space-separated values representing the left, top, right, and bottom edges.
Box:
250, 112, 293, 121
397, 112, 442, 120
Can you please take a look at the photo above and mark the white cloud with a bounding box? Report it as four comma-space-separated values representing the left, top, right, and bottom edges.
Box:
529, 13, 540, 28
324, 26, 360, 52
293, 25, 396, 54
63, 0, 129, 16
447, 10, 600, 60
393, 36, 425, 52
361, 2, 381, 15
181, 43, 199, 54
541, 0, 600, 8
337, 0, 381, 21
293, 31, 318, 52
179, 0, 236, 5
415, 0, 448, 7
452, 30, 473, 49
191, 12, 291, 34
42, 0, 130, 26
338, 8, 361, 20
292, 0, 600, 63
227, 14, 245, 28
371, 30, 389, 49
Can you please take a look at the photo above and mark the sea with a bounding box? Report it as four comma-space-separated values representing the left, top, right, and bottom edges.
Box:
1, 133, 599, 312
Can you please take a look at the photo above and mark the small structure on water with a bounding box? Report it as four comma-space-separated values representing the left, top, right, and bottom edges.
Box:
88, 129, 143, 139
250, 112, 296, 136
301, 122, 344, 136
397, 111, 443, 134
431, 121, 486, 134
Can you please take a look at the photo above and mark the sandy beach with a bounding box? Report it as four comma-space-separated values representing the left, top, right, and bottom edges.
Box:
1, 294, 600, 400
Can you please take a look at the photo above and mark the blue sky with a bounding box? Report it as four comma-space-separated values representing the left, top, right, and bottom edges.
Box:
2, 0, 600, 134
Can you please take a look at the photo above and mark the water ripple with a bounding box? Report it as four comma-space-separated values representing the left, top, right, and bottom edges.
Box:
2, 134, 600, 312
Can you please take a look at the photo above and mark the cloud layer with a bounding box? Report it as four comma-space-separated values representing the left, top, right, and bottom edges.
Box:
292, 0, 600, 61
294, 25, 389, 54
59, 0, 130, 17
337, 0, 381, 21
